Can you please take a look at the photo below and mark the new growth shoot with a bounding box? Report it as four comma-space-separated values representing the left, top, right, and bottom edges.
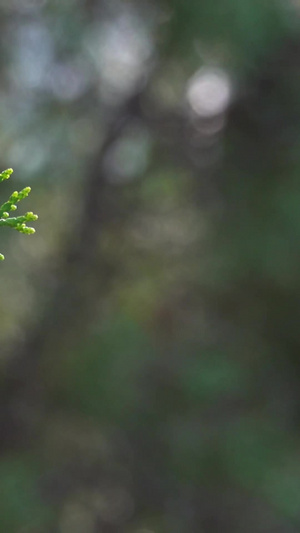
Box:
0, 168, 38, 260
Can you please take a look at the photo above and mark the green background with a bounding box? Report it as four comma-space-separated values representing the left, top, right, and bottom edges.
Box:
0, 0, 300, 531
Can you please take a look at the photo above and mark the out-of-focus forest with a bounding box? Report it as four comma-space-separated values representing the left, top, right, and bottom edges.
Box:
2, 0, 300, 531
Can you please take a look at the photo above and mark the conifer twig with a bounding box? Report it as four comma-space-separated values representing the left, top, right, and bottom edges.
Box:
0, 169, 38, 259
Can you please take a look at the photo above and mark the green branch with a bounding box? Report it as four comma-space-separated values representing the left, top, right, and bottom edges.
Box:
0, 168, 38, 260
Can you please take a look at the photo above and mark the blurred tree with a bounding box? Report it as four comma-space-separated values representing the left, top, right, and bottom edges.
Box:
1, 0, 300, 532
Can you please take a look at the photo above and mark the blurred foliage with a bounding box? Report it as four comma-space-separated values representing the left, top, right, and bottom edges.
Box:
163, 0, 291, 68
1, 0, 300, 532
0, 455, 53, 532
